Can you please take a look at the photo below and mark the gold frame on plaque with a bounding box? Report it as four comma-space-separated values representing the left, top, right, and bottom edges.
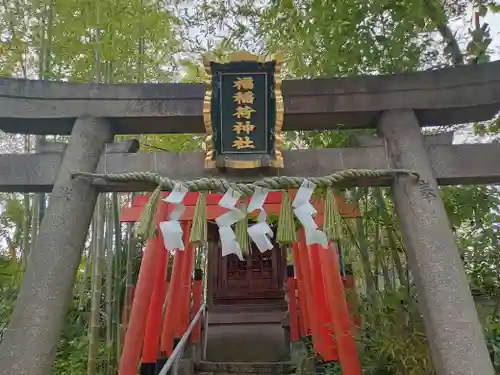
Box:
203, 51, 284, 169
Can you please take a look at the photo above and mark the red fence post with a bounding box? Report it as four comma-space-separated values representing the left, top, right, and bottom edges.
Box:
141, 238, 169, 375
118, 201, 169, 375
291, 244, 310, 338
296, 229, 323, 357
308, 241, 338, 362
158, 221, 192, 369
319, 243, 361, 375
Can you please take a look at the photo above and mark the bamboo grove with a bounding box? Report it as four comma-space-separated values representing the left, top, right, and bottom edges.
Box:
0, 0, 499, 374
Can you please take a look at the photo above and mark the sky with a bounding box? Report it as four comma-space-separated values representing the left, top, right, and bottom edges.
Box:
435, 6, 499, 144
451, 6, 500, 59
485, 12, 500, 54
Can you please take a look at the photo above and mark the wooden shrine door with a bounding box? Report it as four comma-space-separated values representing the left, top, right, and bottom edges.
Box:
211, 242, 286, 306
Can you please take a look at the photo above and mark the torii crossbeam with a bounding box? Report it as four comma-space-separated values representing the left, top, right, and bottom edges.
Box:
0, 62, 499, 375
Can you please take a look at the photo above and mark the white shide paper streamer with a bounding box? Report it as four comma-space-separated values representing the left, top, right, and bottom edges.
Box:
215, 188, 245, 260
292, 180, 328, 248
159, 183, 188, 251
247, 187, 274, 253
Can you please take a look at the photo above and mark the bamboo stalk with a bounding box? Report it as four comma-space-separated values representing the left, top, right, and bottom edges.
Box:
105, 197, 114, 350
124, 193, 137, 331
21, 135, 31, 270
88, 194, 106, 375
373, 209, 381, 291
77, 245, 91, 313
373, 188, 407, 287
80, 214, 97, 312
345, 188, 377, 307
113, 193, 123, 364
355, 216, 376, 297
88, 2, 104, 372
36, 0, 53, 226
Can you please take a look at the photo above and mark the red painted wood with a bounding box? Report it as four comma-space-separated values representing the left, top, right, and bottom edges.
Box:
122, 203, 331, 223
121, 192, 360, 222
291, 246, 310, 338
160, 222, 191, 356
295, 289, 306, 338
132, 191, 289, 207
160, 280, 169, 343
118, 201, 169, 375
307, 241, 338, 361
160, 249, 184, 355
294, 232, 321, 355
286, 277, 300, 342
319, 243, 361, 375
142, 236, 168, 363
191, 278, 203, 344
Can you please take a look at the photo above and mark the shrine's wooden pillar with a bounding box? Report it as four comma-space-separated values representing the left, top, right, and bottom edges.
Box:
377, 109, 494, 375
141, 235, 169, 375
191, 268, 204, 345
285, 265, 300, 343
0, 116, 113, 375
119, 202, 169, 375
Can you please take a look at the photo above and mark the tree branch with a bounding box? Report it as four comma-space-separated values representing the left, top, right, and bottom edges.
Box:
424, 0, 465, 65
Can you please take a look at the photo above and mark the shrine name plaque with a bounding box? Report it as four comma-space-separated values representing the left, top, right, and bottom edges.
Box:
203, 52, 284, 169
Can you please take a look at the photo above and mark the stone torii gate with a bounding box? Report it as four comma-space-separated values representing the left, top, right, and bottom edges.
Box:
0, 61, 500, 375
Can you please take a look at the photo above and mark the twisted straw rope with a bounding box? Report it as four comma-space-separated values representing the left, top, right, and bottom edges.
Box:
71, 169, 419, 195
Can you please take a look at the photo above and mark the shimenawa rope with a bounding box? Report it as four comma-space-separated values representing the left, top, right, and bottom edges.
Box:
71, 168, 419, 195
71, 168, 419, 242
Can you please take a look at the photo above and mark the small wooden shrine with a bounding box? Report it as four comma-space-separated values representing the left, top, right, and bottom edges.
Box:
207, 222, 287, 306
121, 191, 359, 310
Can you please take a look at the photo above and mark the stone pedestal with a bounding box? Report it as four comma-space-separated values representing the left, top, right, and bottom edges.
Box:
378, 109, 494, 375
0, 117, 113, 375
191, 343, 202, 364
176, 359, 194, 375
290, 341, 306, 364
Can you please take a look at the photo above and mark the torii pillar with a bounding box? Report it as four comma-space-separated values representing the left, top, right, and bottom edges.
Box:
0, 117, 113, 375
378, 109, 494, 375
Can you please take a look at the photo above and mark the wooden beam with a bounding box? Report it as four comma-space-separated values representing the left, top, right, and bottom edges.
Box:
0, 62, 499, 134
1, 143, 500, 192
119, 192, 361, 222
